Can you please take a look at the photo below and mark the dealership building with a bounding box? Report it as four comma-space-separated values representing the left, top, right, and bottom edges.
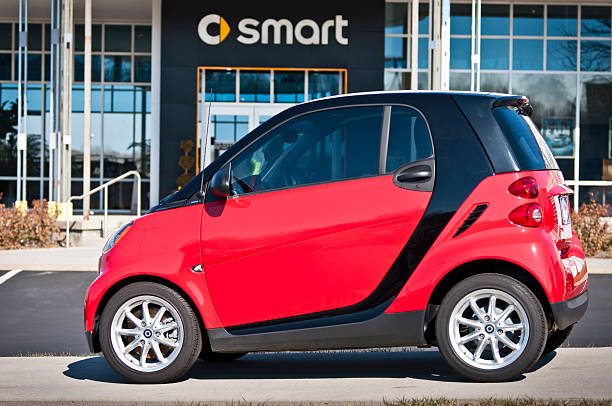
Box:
0, 0, 611, 212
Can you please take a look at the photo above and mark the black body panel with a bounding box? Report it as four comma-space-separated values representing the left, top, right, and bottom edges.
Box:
551, 290, 589, 330
209, 310, 427, 352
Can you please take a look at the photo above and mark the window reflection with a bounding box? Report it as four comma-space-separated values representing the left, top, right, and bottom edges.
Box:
74, 54, 102, 82
513, 39, 543, 70
0, 54, 10, 80
482, 5, 509, 36
547, 6, 577, 37
240, 71, 270, 103
134, 56, 151, 83
580, 76, 612, 181
385, 3, 407, 35
450, 38, 470, 69
418, 37, 428, 69
481, 73, 508, 93
581, 40, 611, 72
481, 39, 509, 70
308, 72, 340, 100
104, 55, 131, 82
204, 70, 236, 102
104, 25, 131, 52
450, 4, 471, 35
450, 72, 470, 91
385, 36, 407, 68
547, 40, 577, 71
512, 74, 577, 177
581, 6, 611, 38
513, 5, 544, 36
274, 71, 304, 103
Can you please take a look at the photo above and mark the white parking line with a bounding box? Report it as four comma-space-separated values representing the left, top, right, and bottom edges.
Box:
0, 269, 22, 286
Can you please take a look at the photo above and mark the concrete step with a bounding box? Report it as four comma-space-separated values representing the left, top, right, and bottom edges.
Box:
57, 215, 137, 246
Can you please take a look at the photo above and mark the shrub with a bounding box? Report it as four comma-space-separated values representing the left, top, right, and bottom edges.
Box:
571, 196, 612, 256
0, 198, 59, 250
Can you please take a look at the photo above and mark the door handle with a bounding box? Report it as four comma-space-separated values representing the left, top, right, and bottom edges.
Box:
396, 165, 432, 183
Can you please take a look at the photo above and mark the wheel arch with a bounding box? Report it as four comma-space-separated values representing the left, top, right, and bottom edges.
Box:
90, 274, 206, 353
423, 259, 553, 343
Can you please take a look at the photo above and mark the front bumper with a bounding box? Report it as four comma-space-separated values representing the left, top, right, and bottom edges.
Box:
550, 289, 588, 330
85, 331, 100, 353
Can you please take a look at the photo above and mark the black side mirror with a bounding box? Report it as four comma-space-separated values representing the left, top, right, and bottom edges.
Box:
209, 164, 231, 198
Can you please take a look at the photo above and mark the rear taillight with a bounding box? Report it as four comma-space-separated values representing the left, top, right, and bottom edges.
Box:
509, 203, 543, 227
508, 177, 539, 199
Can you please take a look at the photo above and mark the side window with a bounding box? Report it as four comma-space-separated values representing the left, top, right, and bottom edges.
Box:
229, 106, 384, 196
386, 106, 434, 172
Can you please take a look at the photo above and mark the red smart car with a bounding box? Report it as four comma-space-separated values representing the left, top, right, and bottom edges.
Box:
84, 91, 588, 383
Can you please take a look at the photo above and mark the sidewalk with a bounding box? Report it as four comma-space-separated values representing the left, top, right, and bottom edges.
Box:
0, 241, 611, 273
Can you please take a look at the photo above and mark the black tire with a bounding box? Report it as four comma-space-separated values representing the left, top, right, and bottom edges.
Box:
542, 325, 574, 356
435, 273, 547, 382
199, 350, 247, 362
99, 282, 202, 383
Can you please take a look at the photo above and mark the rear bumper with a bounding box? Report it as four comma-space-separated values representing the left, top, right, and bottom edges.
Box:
551, 289, 588, 330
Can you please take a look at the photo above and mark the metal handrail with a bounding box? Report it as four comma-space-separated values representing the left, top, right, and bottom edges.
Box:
65, 170, 141, 247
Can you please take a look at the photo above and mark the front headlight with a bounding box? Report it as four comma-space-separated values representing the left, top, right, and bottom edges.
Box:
102, 221, 134, 254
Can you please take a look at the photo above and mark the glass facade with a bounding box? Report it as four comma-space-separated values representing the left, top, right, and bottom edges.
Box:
385, 2, 612, 210
0, 22, 151, 211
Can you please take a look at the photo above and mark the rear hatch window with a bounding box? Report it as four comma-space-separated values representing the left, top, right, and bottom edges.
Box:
493, 107, 559, 171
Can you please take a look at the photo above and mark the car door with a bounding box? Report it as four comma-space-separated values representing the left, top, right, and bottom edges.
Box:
201, 105, 435, 327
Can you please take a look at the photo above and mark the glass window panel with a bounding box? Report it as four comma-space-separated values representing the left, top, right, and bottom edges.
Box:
450, 38, 470, 69
27, 24, 42, 51
384, 70, 409, 90
547, 6, 577, 37
104, 55, 131, 82
274, 71, 304, 103
134, 56, 151, 82
308, 72, 340, 100
104, 85, 135, 113
229, 106, 383, 196
74, 54, 102, 82
212, 115, 249, 144
16, 54, 42, 81
104, 25, 131, 52
418, 37, 428, 69
450, 72, 470, 91
0, 54, 11, 80
580, 76, 612, 181
547, 40, 577, 71
386, 106, 433, 172
1, 84, 18, 105
385, 36, 406, 68
482, 5, 509, 36
481, 72, 508, 93
481, 39, 508, 70
419, 3, 429, 35
134, 26, 151, 52
204, 70, 236, 102
513, 5, 544, 36
0, 24, 11, 50
239, 71, 270, 103
512, 74, 577, 167
385, 3, 407, 35
581, 40, 611, 72
513, 39, 543, 70
74, 24, 102, 52
581, 6, 611, 38
451, 4, 471, 35
26, 85, 41, 112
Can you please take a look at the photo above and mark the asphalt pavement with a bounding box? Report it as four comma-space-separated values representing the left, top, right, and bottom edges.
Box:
0, 270, 610, 356
1, 348, 611, 402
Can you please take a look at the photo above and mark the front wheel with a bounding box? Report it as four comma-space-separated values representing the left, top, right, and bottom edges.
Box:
435, 273, 547, 382
99, 282, 202, 383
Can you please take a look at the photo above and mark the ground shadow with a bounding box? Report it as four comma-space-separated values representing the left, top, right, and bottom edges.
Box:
63, 350, 489, 384
529, 350, 557, 372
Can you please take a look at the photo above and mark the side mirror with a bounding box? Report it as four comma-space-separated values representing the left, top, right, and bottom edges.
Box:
209, 164, 231, 198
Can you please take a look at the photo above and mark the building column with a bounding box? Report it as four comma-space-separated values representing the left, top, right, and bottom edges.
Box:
150, 0, 161, 206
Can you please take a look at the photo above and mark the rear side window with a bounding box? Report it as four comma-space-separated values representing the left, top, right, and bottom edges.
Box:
493, 107, 559, 170
386, 106, 434, 172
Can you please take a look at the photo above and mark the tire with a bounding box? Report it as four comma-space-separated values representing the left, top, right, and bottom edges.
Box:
99, 282, 202, 383
542, 325, 574, 356
435, 273, 547, 382
199, 350, 247, 362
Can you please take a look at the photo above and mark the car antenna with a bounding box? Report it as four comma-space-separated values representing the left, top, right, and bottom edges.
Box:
199, 88, 213, 197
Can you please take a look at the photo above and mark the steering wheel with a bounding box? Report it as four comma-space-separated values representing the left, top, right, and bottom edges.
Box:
281, 164, 298, 187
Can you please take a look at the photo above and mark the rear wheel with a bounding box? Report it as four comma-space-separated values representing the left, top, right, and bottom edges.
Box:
435, 273, 547, 382
99, 282, 202, 383
542, 325, 574, 356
